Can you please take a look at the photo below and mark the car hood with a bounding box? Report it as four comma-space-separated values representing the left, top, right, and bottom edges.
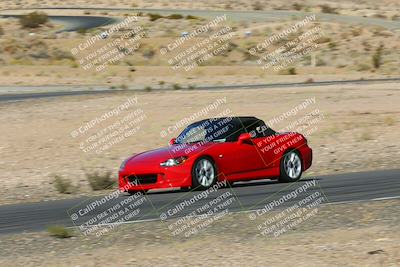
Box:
125, 143, 212, 168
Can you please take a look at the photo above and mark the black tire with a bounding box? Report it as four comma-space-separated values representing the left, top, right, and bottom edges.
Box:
279, 150, 303, 183
191, 157, 218, 190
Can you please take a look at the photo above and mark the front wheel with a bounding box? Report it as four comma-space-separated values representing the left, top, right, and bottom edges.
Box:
279, 150, 303, 183
192, 157, 217, 190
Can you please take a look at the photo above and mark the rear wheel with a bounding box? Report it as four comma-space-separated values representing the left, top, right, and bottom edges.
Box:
192, 157, 217, 190
279, 150, 302, 183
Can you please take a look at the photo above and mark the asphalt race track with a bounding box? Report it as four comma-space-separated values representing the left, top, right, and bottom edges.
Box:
0, 15, 119, 32
0, 169, 399, 235
1, 77, 400, 102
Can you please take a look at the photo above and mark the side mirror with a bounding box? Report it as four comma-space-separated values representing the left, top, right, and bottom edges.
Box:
169, 138, 176, 145
238, 133, 252, 144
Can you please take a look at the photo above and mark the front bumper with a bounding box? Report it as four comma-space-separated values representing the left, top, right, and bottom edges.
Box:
119, 165, 192, 192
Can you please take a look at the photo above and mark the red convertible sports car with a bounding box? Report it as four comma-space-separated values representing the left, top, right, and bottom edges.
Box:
119, 116, 312, 193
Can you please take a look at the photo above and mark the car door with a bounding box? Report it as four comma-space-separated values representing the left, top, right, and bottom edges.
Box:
248, 122, 278, 169
212, 125, 266, 176
252, 136, 277, 169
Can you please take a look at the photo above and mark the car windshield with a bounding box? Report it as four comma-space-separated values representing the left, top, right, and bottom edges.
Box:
175, 118, 237, 144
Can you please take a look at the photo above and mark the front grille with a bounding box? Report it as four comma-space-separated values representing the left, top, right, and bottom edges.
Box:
126, 174, 157, 185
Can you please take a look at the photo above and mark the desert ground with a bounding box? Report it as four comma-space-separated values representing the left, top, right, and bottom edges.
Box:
2, 0, 400, 16
0, 199, 399, 267
0, 1, 399, 87
0, 83, 398, 204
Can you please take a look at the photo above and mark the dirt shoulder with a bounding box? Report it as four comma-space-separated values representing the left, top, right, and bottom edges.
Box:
0, 199, 399, 266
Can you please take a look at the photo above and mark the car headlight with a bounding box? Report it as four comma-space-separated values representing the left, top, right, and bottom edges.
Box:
160, 156, 188, 167
119, 158, 129, 171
